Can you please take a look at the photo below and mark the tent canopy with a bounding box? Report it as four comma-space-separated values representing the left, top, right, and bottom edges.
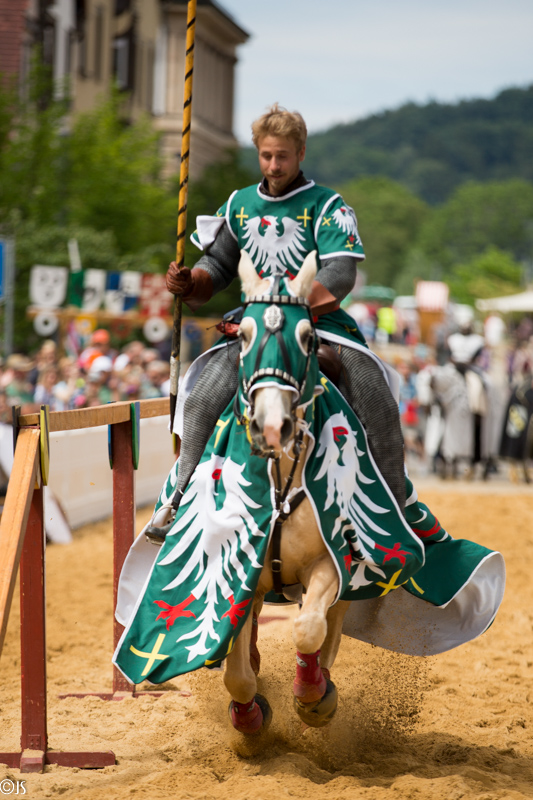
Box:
476, 291, 533, 313
354, 285, 396, 303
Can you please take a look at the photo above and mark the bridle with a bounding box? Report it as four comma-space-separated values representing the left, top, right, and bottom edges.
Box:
236, 285, 317, 425
234, 282, 317, 594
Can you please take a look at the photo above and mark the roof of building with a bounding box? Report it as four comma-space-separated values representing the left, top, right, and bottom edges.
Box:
166, 0, 250, 40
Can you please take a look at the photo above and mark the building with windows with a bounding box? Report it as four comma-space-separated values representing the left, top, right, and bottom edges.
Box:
0, 0, 249, 178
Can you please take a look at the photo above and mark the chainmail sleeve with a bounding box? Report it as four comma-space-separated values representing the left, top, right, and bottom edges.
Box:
193, 222, 241, 295
316, 256, 360, 302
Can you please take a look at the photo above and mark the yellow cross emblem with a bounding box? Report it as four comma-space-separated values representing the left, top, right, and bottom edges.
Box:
205, 636, 234, 666
236, 207, 248, 226
214, 417, 231, 450
322, 216, 331, 227
297, 208, 312, 227
320, 376, 330, 393
130, 633, 169, 676
409, 577, 424, 594
345, 238, 354, 250
376, 570, 406, 596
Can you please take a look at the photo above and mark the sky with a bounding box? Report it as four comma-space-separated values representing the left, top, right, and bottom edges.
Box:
216, 0, 533, 145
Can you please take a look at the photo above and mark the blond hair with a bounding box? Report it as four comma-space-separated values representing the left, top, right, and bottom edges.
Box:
251, 103, 307, 151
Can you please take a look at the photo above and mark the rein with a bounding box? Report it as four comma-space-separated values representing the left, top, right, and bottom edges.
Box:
236, 285, 317, 594
270, 427, 306, 595
239, 292, 315, 417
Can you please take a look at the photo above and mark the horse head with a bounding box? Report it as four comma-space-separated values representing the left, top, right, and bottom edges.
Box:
237, 250, 319, 454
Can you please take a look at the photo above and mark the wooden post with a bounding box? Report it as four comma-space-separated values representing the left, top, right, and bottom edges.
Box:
0, 428, 40, 653
111, 418, 136, 693
0, 426, 115, 771
19, 482, 47, 772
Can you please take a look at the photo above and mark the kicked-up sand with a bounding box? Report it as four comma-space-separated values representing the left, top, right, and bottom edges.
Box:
1, 481, 532, 800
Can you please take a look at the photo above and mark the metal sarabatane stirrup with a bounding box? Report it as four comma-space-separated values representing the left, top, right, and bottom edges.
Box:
145, 490, 183, 545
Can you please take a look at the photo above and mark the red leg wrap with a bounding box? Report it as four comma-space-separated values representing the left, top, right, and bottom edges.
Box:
229, 697, 264, 734
293, 650, 327, 703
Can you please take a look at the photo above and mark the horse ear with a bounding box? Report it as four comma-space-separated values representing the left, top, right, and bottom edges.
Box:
291, 250, 317, 299
238, 250, 265, 297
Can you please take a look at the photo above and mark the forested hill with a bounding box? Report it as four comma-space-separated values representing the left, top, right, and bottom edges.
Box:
243, 86, 533, 205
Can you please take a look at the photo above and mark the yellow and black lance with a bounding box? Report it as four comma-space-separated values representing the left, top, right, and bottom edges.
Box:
170, 0, 197, 442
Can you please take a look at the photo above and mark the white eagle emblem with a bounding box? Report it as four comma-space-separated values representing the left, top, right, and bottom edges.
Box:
332, 206, 361, 245
241, 215, 308, 276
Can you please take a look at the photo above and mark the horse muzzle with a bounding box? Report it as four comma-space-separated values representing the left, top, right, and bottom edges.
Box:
250, 412, 294, 452
249, 385, 296, 453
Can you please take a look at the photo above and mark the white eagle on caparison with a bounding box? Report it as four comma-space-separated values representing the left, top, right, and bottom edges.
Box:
241, 215, 308, 276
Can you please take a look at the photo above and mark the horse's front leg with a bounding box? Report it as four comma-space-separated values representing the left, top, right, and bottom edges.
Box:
224, 600, 272, 735
249, 595, 264, 676
321, 599, 350, 673
292, 554, 341, 727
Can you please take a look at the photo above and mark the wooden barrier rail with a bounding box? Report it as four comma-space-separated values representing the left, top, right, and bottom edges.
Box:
0, 398, 171, 773
18, 396, 170, 432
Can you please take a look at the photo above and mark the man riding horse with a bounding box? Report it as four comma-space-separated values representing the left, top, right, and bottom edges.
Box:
149, 102, 407, 538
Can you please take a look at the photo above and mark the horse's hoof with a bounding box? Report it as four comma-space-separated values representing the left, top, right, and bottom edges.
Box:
293, 678, 338, 728
229, 693, 272, 735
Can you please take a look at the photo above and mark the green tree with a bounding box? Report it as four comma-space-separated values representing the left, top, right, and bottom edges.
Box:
0, 65, 182, 348
416, 179, 533, 272
0, 58, 68, 227
392, 248, 442, 296
66, 93, 176, 256
301, 86, 533, 203
336, 177, 430, 288
447, 246, 522, 306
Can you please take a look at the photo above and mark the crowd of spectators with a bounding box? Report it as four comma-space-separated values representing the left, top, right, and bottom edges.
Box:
0, 330, 171, 419
2, 314, 533, 482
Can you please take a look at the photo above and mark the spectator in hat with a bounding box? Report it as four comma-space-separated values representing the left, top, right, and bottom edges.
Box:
78, 329, 112, 373
3, 355, 38, 410
86, 355, 114, 404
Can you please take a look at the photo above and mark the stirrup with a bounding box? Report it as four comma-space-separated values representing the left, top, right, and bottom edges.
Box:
145, 519, 175, 546
145, 490, 183, 546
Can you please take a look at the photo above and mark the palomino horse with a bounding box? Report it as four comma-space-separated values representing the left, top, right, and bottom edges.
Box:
224, 250, 349, 735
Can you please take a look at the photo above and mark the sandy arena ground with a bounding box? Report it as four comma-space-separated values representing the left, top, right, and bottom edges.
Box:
1, 480, 533, 800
